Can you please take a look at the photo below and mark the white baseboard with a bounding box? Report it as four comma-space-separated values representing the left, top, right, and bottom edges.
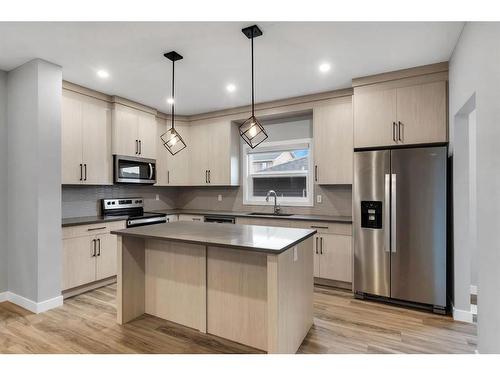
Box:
0, 291, 8, 303
470, 285, 478, 295
453, 306, 474, 323
2, 292, 63, 313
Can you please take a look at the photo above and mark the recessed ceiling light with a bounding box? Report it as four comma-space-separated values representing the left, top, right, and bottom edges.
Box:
166, 97, 175, 105
319, 63, 331, 73
97, 70, 110, 79
226, 83, 236, 93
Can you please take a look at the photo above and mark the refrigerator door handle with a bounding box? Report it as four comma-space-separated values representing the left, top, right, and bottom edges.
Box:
391, 173, 397, 253
384, 174, 391, 253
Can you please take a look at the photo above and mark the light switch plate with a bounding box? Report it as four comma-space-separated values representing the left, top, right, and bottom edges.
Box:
217, 194, 222, 201
316, 194, 322, 203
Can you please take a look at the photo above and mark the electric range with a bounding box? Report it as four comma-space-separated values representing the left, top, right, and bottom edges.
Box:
101, 198, 167, 228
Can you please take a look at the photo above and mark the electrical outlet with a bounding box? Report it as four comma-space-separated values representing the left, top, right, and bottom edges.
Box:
316, 194, 322, 203
217, 194, 222, 202
155, 194, 160, 201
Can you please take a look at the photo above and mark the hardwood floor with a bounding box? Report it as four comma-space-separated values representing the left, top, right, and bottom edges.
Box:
0, 284, 476, 354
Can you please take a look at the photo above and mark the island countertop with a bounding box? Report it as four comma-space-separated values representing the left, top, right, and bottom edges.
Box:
111, 221, 316, 254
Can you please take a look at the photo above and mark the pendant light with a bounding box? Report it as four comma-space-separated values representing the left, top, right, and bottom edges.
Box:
239, 25, 268, 148
161, 51, 187, 155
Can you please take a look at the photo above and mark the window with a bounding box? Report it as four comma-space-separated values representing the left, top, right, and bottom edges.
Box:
243, 139, 313, 206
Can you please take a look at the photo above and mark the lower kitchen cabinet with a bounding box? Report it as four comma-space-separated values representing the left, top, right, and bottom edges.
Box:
315, 233, 352, 283
166, 214, 178, 223
95, 233, 118, 280
62, 221, 125, 291
178, 214, 204, 222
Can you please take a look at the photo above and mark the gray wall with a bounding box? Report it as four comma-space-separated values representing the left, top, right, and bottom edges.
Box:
7, 59, 62, 303
0, 71, 7, 293
449, 22, 500, 353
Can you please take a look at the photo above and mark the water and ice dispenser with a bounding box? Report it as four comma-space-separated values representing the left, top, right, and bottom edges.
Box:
360, 201, 383, 229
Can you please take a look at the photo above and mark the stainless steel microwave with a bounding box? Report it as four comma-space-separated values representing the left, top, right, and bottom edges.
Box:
114, 155, 156, 184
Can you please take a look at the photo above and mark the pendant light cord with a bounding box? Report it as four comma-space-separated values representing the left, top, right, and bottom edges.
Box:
171, 60, 175, 129
251, 35, 254, 117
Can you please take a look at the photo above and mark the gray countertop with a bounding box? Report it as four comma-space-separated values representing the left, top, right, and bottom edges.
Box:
62, 215, 128, 227
62, 209, 352, 227
111, 221, 316, 254
155, 209, 352, 223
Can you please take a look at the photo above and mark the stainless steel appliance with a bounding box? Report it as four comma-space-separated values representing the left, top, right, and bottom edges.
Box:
204, 215, 236, 224
114, 155, 156, 184
101, 198, 166, 228
353, 146, 447, 313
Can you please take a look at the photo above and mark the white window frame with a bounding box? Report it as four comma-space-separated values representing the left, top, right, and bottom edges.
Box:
242, 138, 314, 207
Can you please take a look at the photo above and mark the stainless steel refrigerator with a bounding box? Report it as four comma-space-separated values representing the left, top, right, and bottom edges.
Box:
353, 146, 447, 312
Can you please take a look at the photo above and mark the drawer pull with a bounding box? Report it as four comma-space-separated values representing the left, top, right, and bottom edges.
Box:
310, 225, 329, 229
87, 226, 107, 231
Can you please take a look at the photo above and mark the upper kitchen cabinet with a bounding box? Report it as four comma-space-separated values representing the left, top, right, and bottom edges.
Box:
111, 100, 158, 159
353, 63, 448, 149
62, 89, 112, 185
188, 118, 240, 186
156, 117, 191, 186
313, 96, 353, 184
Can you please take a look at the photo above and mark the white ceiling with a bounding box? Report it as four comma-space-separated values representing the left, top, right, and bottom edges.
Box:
0, 22, 463, 115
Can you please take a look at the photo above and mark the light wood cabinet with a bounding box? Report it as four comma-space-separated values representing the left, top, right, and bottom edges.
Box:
317, 234, 352, 282
112, 103, 157, 159
155, 118, 191, 186
313, 97, 353, 184
353, 79, 447, 148
62, 89, 112, 185
62, 236, 96, 290
353, 87, 396, 148
95, 233, 118, 280
178, 214, 204, 222
62, 221, 125, 291
396, 81, 447, 144
188, 118, 240, 186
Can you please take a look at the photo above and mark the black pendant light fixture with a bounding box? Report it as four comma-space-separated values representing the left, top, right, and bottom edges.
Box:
239, 24, 268, 148
161, 51, 187, 155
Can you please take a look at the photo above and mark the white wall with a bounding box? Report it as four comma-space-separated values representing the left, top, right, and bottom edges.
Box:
0, 70, 7, 294
7, 59, 62, 305
449, 22, 500, 353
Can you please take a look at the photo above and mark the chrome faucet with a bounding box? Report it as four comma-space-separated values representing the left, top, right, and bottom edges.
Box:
265, 190, 281, 215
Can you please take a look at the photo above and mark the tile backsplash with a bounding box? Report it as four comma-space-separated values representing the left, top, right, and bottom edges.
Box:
62, 184, 352, 218
62, 185, 178, 218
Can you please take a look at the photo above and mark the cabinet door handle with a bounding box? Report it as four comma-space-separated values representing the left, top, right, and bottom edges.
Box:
139, 140, 142, 155
79, 164, 83, 181
311, 225, 328, 229
87, 226, 107, 231
392, 122, 398, 142
208, 170, 211, 184
92, 239, 96, 257
97, 238, 101, 256
315, 237, 319, 254
398, 121, 403, 142
192, 218, 201, 221
205, 170, 208, 183
314, 165, 318, 182
84, 164, 87, 181
167, 170, 170, 184
320, 237, 324, 255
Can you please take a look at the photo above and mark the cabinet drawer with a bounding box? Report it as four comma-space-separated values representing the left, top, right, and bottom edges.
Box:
178, 214, 204, 222
289, 220, 352, 235
62, 220, 126, 239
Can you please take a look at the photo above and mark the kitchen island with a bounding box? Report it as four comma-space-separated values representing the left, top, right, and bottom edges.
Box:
111, 221, 316, 353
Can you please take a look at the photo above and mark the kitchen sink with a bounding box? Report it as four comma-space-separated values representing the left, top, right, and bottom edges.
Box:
247, 212, 294, 217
